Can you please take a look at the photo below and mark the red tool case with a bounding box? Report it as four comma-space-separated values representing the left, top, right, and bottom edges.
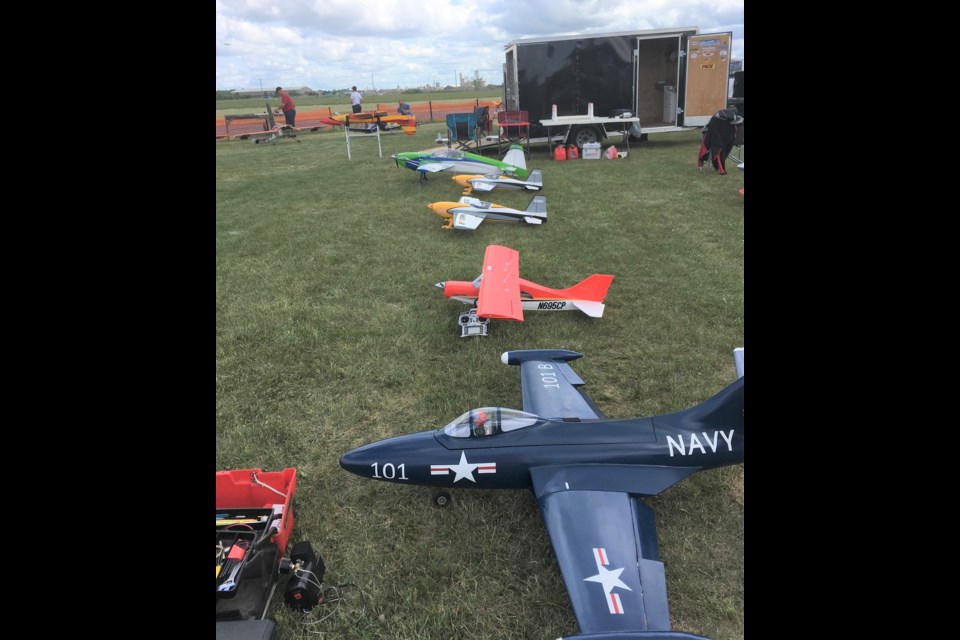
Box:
216, 468, 297, 621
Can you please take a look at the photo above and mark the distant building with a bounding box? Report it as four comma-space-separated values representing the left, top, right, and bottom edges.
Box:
229, 86, 314, 98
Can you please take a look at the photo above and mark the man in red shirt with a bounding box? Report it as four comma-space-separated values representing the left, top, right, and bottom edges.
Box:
274, 87, 296, 127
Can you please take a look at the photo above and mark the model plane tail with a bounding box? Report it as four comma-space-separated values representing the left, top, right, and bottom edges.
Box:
524, 195, 547, 215
501, 145, 528, 174
658, 351, 744, 452
558, 274, 614, 303
551, 274, 613, 317
527, 169, 543, 188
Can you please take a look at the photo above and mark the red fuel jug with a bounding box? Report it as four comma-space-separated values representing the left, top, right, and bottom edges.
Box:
554, 144, 567, 161
567, 144, 579, 160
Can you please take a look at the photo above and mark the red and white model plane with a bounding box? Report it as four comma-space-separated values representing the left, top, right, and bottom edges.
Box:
435, 244, 614, 337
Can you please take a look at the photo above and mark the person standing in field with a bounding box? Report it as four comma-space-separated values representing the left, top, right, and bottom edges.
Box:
397, 99, 413, 116
274, 87, 296, 127
350, 86, 363, 113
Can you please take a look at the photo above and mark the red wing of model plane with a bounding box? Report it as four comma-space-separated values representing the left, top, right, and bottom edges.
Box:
475, 244, 523, 321
435, 245, 614, 336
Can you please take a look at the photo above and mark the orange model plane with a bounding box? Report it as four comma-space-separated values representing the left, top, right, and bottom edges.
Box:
318, 110, 417, 135
435, 245, 614, 337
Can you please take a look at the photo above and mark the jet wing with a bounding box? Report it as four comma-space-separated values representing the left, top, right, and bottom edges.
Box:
452, 211, 486, 230
476, 245, 523, 321
419, 162, 455, 173
531, 466, 705, 639
469, 180, 496, 192
515, 351, 604, 419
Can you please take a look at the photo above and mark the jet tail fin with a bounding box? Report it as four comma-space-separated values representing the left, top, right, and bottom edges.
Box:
501, 145, 529, 177
660, 373, 744, 449
524, 195, 547, 216
522, 195, 547, 224
527, 169, 543, 188
559, 274, 614, 303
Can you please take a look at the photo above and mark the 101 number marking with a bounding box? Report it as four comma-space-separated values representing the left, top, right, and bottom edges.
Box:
370, 462, 408, 480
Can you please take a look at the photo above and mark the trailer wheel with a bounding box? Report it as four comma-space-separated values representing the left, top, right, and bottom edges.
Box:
570, 125, 602, 149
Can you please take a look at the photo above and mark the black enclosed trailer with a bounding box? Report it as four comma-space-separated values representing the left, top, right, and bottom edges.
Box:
502, 27, 734, 148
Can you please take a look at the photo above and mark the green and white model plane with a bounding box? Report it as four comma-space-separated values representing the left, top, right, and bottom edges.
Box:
392, 144, 530, 182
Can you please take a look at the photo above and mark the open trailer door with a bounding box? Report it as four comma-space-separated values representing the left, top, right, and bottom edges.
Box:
683, 32, 733, 126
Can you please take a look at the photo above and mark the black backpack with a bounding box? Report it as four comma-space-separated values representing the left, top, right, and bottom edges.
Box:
697, 109, 743, 174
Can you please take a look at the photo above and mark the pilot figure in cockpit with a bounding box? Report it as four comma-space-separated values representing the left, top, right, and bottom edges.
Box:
472, 410, 495, 436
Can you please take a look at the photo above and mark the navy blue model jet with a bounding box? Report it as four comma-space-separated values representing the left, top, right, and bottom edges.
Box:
339, 348, 744, 640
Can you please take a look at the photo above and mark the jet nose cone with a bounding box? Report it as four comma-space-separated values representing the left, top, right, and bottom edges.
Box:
435, 282, 446, 290
340, 431, 439, 482
339, 446, 374, 476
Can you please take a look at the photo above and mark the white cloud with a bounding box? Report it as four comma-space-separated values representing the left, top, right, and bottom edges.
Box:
216, 0, 743, 91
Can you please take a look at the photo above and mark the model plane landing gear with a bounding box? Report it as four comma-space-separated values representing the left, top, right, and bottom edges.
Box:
432, 491, 451, 508
457, 308, 489, 338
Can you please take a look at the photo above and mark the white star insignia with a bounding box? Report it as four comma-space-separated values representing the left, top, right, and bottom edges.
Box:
448, 451, 480, 483
584, 563, 632, 594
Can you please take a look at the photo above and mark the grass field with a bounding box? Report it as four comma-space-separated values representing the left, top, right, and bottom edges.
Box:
216, 121, 743, 639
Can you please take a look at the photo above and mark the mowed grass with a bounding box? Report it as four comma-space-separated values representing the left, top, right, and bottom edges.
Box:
216, 124, 743, 640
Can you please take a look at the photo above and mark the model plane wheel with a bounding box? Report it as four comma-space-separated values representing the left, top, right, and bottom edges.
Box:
432, 491, 451, 508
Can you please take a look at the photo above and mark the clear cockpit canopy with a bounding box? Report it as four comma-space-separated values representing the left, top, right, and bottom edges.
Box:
442, 407, 540, 437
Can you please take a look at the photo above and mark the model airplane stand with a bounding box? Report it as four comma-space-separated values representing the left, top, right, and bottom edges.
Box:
343, 114, 382, 160
458, 308, 490, 338
252, 125, 301, 144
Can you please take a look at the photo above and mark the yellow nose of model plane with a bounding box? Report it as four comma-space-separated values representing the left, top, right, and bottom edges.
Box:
427, 202, 458, 217
451, 174, 481, 194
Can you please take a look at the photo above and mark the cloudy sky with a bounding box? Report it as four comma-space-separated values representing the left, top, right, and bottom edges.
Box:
216, 0, 744, 92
